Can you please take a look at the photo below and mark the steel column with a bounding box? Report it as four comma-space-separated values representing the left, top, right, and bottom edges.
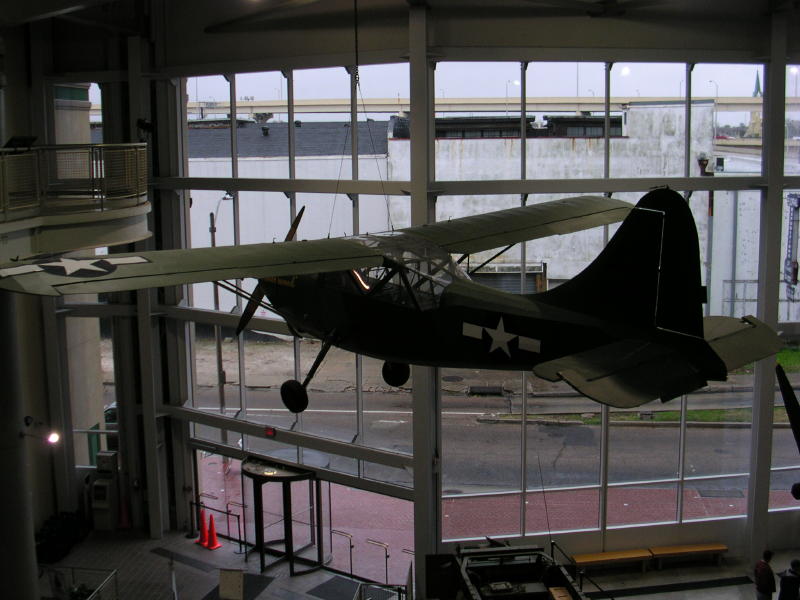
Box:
684, 63, 693, 180
0, 291, 41, 600
410, 4, 442, 597
349, 65, 365, 457
746, 12, 786, 564
137, 288, 165, 538
599, 404, 610, 549
41, 296, 77, 512
519, 60, 529, 536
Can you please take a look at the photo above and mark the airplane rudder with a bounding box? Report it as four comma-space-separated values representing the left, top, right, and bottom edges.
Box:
641, 188, 705, 337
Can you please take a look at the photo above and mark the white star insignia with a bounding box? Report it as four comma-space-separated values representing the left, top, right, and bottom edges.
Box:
40, 258, 108, 275
484, 317, 517, 357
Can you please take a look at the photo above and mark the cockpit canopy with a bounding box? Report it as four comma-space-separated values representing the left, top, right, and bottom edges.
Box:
349, 232, 469, 310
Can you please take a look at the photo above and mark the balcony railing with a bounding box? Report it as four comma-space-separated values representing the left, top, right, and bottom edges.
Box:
0, 143, 147, 222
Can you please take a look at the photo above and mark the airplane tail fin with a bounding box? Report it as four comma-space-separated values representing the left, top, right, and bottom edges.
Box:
536, 187, 705, 339
532, 188, 782, 408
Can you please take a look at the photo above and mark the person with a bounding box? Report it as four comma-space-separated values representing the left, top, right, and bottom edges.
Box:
756, 550, 777, 600
778, 559, 800, 600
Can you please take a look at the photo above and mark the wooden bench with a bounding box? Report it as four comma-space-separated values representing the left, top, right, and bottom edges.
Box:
571, 548, 653, 573
648, 543, 728, 569
548, 587, 572, 600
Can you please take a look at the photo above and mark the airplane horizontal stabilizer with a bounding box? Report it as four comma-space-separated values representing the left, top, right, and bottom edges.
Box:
533, 339, 709, 408
704, 315, 782, 371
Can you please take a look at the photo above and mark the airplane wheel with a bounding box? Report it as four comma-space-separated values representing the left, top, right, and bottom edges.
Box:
280, 379, 309, 413
382, 362, 410, 387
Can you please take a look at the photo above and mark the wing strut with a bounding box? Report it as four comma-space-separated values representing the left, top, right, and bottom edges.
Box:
235, 206, 306, 336
467, 244, 515, 276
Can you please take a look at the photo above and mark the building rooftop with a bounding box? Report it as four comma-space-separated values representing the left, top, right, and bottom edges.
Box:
90, 119, 390, 158
194, 120, 390, 159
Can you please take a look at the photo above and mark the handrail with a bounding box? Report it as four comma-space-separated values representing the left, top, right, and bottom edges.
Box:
356, 582, 407, 600
549, 539, 571, 564
0, 143, 148, 224
87, 568, 119, 600
42, 565, 118, 600
332, 529, 355, 575
576, 568, 614, 599
0, 142, 146, 153
191, 500, 244, 553
550, 540, 613, 599
366, 538, 391, 584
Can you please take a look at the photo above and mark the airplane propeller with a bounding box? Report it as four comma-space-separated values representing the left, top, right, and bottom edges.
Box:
235, 206, 305, 337
775, 364, 800, 500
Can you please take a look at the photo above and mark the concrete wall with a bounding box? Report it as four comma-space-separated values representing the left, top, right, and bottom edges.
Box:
388, 103, 714, 282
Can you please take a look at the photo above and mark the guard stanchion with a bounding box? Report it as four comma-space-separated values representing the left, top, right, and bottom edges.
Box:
195, 508, 208, 546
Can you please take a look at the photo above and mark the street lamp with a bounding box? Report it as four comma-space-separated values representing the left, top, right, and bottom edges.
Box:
505, 79, 520, 116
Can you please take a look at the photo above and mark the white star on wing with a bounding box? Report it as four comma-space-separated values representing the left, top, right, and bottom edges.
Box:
484, 317, 517, 357
40, 258, 107, 275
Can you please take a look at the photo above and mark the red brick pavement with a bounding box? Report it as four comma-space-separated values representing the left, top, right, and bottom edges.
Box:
197, 455, 800, 584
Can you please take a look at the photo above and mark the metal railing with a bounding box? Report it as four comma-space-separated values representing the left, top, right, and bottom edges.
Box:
356, 582, 407, 600
191, 500, 245, 554
550, 540, 611, 599
332, 529, 355, 575
41, 565, 119, 600
0, 143, 147, 222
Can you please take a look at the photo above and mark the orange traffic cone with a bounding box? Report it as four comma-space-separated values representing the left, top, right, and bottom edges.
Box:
195, 509, 208, 546
206, 514, 222, 550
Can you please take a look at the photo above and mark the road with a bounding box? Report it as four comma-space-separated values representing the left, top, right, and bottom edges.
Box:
185, 386, 800, 494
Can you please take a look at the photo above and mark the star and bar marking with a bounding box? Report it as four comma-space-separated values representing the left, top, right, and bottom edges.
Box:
0, 256, 149, 279
462, 317, 541, 357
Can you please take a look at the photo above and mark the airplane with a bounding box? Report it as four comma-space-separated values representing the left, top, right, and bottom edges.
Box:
0, 187, 782, 413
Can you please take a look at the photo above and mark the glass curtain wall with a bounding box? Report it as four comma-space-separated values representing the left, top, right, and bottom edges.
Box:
176, 54, 795, 546
183, 66, 414, 487
436, 59, 792, 542
771, 64, 800, 510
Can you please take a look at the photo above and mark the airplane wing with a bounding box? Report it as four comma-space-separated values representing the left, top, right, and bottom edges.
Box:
401, 195, 631, 255
0, 238, 385, 296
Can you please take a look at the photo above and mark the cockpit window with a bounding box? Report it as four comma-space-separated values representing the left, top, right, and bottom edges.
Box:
350, 233, 468, 310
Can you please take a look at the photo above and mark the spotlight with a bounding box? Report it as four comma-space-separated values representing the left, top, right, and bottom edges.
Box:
20, 416, 61, 445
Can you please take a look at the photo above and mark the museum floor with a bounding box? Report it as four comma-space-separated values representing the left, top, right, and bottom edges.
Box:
37, 526, 800, 599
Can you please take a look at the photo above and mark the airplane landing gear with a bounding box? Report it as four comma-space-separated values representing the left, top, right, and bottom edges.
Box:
382, 362, 410, 387
280, 380, 308, 413
280, 336, 333, 413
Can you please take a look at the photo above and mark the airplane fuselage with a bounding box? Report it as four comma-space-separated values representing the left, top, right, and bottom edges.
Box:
263, 271, 615, 372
